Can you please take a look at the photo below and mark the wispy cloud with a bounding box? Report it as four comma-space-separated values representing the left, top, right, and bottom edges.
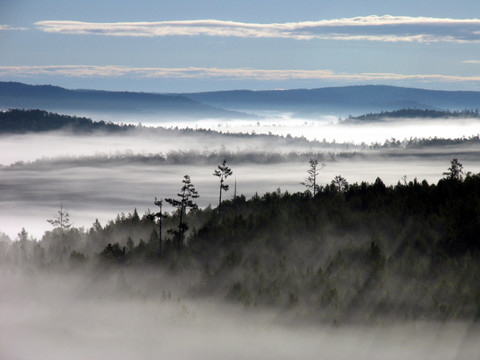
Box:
35, 15, 480, 43
1, 65, 480, 83
463, 60, 480, 64
0, 24, 27, 31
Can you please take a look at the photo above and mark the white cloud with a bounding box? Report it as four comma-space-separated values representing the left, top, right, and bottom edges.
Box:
2, 65, 480, 83
463, 60, 480, 64
34, 15, 480, 43
0, 24, 27, 31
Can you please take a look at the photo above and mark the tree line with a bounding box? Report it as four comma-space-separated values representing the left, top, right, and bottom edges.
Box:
2, 159, 480, 322
3, 109, 480, 153
346, 108, 480, 122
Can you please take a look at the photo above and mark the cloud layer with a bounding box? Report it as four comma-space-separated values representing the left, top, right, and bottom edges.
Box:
35, 15, 480, 43
1, 65, 480, 83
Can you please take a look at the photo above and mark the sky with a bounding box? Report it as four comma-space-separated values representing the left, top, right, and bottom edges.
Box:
2, 0, 480, 92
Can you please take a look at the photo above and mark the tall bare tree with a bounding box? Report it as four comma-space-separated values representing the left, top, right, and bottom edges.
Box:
147, 197, 164, 256
47, 203, 71, 232
213, 159, 233, 207
302, 158, 326, 197
166, 175, 199, 250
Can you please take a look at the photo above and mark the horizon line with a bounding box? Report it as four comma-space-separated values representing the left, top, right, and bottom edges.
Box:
2, 79, 480, 94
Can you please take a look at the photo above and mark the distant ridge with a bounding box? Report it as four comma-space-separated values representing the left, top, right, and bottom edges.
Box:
343, 108, 480, 123
3, 82, 480, 119
0, 82, 250, 120
184, 85, 480, 116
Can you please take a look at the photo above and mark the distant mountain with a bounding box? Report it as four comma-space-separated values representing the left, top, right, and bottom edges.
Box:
0, 82, 250, 120
184, 85, 480, 117
4, 82, 480, 120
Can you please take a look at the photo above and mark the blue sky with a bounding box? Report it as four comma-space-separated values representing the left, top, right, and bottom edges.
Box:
2, 0, 480, 92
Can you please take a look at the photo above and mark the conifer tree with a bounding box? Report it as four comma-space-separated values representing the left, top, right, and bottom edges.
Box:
47, 203, 71, 232
147, 197, 164, 255
302, 159, 325, 196
165, 175, 199, 250
443, 158, 464, 181
213, 159, 233, 207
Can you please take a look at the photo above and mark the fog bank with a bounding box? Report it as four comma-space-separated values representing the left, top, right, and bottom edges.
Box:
3, 114, 480, 240
1, 271, 479, 360
3, 156, 480, 240
135, 115, 480, 144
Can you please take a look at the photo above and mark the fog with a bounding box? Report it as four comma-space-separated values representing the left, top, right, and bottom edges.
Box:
0, 128, 341, 165
2, 115, 480, 165
80, 110, 480, 144
123, 114, 480, 144
3, 114, 480, 359
2, 117, 480, 239
3, 153, 480, 240
1, 271, 479, 360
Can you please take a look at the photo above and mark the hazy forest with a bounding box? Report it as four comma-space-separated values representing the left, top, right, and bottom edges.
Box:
6, 1, 480, 356
2, 107, 480, 359
2, 128, 480, 322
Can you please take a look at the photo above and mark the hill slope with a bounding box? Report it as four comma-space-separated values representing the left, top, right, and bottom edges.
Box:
185, 85, 480, 116
3, 169, 480, 322
4, 82, 480, 119
0, 82, 249, 120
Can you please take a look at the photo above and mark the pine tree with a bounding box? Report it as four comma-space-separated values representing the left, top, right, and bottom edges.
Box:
213, 159, 233, 207
146, 197, 164, 256
47, 203, 71, 232
165, 175, 199, 250
443, 158, 464, 181
302, 159, 325, 196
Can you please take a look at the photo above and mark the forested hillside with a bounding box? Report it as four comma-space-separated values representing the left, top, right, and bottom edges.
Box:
2, 159, 480, 323
345, 108, 480, 123
3, 109, 480, 152
0, 109, 132, 133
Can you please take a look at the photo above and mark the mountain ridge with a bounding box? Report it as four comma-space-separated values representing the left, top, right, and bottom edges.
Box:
3, 82, 480, 119
0, 81, 250, 120
184, 85, 480, 116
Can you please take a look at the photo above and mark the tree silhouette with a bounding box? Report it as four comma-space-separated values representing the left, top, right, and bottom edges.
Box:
443, 158, 464, 181
331, 175, 349, 192
147, 197, 164, 256
47, 203, 71, 231
17, 227, 29, 242
166, 175, 199, 250
302, 158, 325, 196
213, 159, 233, 207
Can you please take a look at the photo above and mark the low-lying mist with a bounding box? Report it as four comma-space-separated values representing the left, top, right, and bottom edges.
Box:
3, 109, 480, 358
0, 127, 343, 165
2, 113, 480, 239
3, 152, 480, 240
112, 113, 480, 144
1, 270, 479, 360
